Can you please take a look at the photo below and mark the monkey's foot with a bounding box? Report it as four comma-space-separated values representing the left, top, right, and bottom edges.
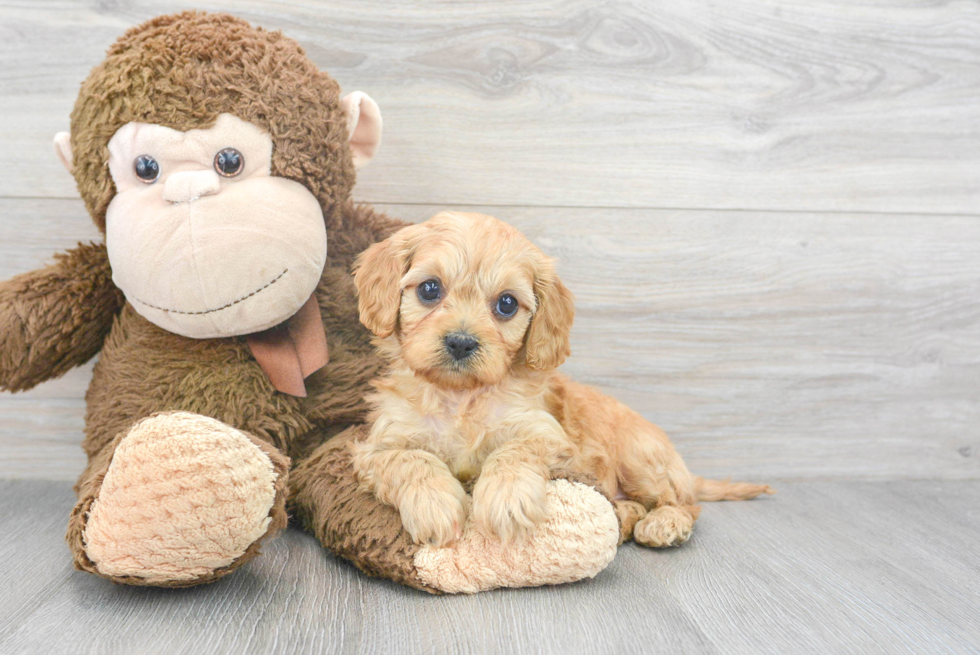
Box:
290, 427, 620, 594
413, 478, 620, 593
77, 412, 288, 586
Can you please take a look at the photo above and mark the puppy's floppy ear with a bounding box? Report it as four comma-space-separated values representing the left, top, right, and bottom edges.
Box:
525, 259, 575, 371
353, 224, 424, 338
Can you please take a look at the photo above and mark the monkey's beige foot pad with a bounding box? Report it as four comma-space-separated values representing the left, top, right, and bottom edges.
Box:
82, 412, 279, 584
413, 479, 620, 593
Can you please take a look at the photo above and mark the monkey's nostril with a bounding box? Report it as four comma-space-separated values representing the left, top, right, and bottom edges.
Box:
444, 333, 480, 362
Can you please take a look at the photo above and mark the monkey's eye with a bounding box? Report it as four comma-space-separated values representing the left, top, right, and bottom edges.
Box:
417, 279, 441, 304
214, 148, 244, 177
495, 293, 518, 319
133, 155, 160, 183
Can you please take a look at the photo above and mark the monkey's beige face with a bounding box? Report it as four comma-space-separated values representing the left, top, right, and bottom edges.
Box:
104, 113, 326, 338
394, 216, 543, 389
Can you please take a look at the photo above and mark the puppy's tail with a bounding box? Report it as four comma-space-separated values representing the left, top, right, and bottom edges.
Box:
695, 477, 774, 502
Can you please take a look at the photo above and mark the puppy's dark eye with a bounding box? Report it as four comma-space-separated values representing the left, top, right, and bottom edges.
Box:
495, 293, 518, 319
214, 148, 244, 177
417, 279, 441, 303
133, 155, 160, 183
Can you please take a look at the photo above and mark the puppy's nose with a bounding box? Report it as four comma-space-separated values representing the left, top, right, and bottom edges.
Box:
444, 333, 480, 362
162, 170, 221, 204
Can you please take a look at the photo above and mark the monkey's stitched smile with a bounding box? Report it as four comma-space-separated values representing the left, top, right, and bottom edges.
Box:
130, 268, 288, 316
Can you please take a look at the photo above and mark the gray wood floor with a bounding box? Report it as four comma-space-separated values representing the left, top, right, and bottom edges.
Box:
1, 480, 978, 655
1, 0, 978, 653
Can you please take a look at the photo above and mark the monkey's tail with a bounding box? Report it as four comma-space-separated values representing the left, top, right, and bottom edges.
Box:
695, 477, 775, 502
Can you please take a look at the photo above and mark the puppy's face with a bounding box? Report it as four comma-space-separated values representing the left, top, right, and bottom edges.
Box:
354, 212, 574, 389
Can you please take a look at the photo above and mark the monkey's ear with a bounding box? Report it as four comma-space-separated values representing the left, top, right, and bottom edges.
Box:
54, 132, 73, 173
341, 91, 382, 170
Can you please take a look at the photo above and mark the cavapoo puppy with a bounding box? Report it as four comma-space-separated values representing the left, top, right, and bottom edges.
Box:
351, 211, 772, 548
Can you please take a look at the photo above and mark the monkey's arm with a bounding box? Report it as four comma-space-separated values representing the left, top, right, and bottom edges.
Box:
327, 201, 410, 272
0, 242, 123, 392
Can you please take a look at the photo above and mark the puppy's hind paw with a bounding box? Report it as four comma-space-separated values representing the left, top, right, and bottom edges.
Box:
633, 505, 699, 548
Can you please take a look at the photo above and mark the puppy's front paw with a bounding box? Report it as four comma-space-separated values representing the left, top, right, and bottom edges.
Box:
471, 470, 549, 543
399, 478, 468, 548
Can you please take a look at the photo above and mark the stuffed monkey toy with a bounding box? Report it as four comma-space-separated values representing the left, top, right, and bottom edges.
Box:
0, 12, 620, 592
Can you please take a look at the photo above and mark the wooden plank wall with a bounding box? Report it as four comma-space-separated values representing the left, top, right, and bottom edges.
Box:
0, 0, 977, 481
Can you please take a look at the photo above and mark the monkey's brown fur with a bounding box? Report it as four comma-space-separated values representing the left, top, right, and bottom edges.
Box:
70, 12, 356, 234
0, 12, 415, 587
1, 12, 622, 591
0, 243, 122, 392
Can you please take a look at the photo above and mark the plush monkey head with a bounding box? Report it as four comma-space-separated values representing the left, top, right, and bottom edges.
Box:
53, 12, 383, 338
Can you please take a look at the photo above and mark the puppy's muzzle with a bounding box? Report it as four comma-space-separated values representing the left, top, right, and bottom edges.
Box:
444, 333, 480, 362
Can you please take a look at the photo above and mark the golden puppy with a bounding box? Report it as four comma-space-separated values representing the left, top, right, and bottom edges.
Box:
351, 211, 771, 548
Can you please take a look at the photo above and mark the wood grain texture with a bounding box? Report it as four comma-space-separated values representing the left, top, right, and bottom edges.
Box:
0, 480, 977, 654
2, 198, 977, 481
0, 0, 978, 213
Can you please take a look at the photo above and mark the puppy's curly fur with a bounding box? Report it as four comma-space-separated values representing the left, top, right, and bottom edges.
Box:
351, 212, 772, 547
